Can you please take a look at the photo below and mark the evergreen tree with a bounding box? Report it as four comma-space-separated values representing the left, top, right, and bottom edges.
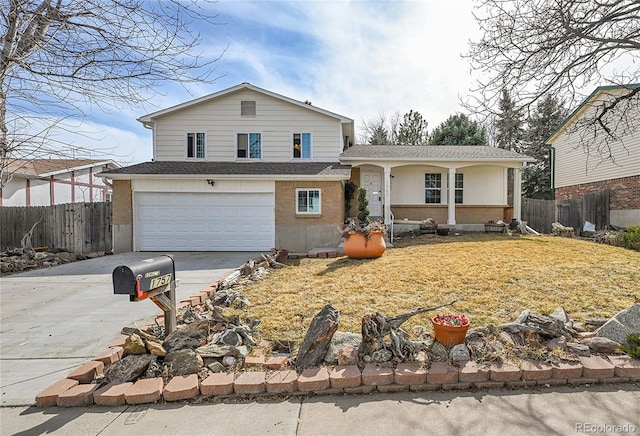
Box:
495, 89, 524, 152
397, 110, 429, 145
522, 95, 568, 199
428, 114, 487, 145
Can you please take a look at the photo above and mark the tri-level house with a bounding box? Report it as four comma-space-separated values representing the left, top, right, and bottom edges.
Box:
100, 83, 354, 253
101, 82, 534, 253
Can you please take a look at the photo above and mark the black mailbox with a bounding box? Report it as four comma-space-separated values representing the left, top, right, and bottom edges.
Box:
113, 255, 175, 299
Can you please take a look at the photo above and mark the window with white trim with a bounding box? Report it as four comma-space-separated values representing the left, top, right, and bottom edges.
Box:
455, 173, 464, 204
293, 133, 312, 158
237, 133, 261, 158
187, 132, 206, 159
241, 100, 256, 116
425, 173, 442, 204
296, 188, 321, 214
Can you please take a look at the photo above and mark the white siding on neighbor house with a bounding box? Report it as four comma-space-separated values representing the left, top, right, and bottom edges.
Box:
153, 89, 345, 162
552, 95, 640, 188
2, 178, 27, 206
390, 165, 507, 205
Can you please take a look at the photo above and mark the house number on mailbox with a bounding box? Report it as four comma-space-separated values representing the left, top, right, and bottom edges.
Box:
149, 274, 172, 289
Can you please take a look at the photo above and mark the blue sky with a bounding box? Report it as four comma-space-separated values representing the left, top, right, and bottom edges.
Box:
47, 0, 484, 165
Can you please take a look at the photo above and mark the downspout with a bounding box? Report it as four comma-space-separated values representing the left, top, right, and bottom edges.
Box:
546, 144, 556, 197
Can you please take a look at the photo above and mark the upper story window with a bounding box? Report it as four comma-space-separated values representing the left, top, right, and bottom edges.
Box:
425, 173, 442, 204
296, 188, 321, 214
187, 132, 206, 159
455, 173, 464, 204
241, 100, 256, 116
237, 133, 261, 159
293, 133, 312, 159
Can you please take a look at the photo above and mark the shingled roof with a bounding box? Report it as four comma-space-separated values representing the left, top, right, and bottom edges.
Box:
340, 145, 534, 161
99, 161, 351, 178
6, 158, 117, 177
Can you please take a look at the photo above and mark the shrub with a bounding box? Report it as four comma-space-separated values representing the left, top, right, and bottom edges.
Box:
620, 226, 640, 251
619, 333, 640, 359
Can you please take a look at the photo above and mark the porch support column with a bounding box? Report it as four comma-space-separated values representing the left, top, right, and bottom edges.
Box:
513, 166, 522, 221
383, 166, 392, 226
447, 168, 456, 225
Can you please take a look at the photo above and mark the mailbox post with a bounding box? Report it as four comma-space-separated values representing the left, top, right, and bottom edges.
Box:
112, 254, 177, 334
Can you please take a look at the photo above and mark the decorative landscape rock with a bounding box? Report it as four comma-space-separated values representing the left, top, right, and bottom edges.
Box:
295, 304, 340, 369
104, 354, 156, 383
123, 333, 147, 356
581, 336, 623, 354
428, 341, 448, 362
596, 304, 640, 345
163, 319, 210, 352
567, 342, 591, 357
450, 344, 471, 362
338, 345, 360, 366
164, 349, 204, 377
324, 331, 362, 364
196, 343, 240, 358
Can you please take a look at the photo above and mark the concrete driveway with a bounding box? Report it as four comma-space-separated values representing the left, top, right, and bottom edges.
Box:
0, 251, 259, 407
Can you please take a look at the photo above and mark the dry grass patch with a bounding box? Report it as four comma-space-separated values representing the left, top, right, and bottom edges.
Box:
240, 234, 640, 345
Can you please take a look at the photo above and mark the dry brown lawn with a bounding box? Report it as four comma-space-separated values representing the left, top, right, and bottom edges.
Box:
237, 234, 640, 345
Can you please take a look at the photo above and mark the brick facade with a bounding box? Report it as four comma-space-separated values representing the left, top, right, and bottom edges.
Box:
555, 175, 640, 210
274, 180, 345, 251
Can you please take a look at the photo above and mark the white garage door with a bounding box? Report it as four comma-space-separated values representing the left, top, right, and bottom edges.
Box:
136, 192, 274, 251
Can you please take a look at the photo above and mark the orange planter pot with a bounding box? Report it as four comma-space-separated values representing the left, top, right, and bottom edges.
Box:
432, 317, 470, 347
343, 231, 386, 259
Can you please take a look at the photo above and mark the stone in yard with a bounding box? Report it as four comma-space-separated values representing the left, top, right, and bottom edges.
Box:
549, 307, 570, 324
56, 252, 77, 263
567, 342, 591, 357
123, 333, 147, 356
372, 348, 392, 363
146, 339, 167, 357
338, 345, 359, 366
581, 337, 622, 354
213, 330, 242, 347
413, 351, 429, 365
324, 332, 362, 364
163, 319, 210, 352
450, 344, 470, 362
466, 338, 487, 359
295, 304, 340, 369
164, 349, 204, 377
596, 304, 640, 345
86, 251, 105, 259
546, 336, 567, 351
222, 356, 237, 367
429, 342, 448, 362
208, 361, 225, 373
104, 354, 156, 383
196, 344, 240, 358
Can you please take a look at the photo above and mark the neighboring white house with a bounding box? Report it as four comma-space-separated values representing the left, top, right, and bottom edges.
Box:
547, 84, 640, 227
1, 158, 118, 207
100, 82, 534, 253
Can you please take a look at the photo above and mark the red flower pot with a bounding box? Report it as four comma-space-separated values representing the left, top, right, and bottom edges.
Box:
432, 316, 470, 347
343, 231, 386, 259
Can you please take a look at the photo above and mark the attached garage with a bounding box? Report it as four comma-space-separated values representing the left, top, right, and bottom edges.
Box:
135, 192, 274, 251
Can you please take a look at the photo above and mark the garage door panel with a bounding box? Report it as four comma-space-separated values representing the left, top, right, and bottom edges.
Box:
136, 192, 274, 251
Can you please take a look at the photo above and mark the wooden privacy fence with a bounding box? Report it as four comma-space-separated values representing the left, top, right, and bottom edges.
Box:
522, 190, 610, 234
1, 202, 112, 254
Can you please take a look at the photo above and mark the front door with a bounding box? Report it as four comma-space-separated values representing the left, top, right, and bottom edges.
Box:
361, 171, 383, 217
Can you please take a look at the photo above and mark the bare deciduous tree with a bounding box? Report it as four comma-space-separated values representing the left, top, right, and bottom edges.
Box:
1, 0, 225, 188
465, 0, 639, 162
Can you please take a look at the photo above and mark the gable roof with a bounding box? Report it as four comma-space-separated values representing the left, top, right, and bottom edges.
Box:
137, 82, 353, 126
546, 83, 640, 145
340, 145, 534, 162
98, 161, 351, 180
6, 158, 118, 178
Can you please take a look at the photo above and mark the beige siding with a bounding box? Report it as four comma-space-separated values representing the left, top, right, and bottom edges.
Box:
153, 89, 344, 162
390, 164, 507, 205
552, 94, 640, 188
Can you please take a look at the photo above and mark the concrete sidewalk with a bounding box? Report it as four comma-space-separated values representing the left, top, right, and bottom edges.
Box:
0, 252, 260, 407
2, 384, 639, 435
